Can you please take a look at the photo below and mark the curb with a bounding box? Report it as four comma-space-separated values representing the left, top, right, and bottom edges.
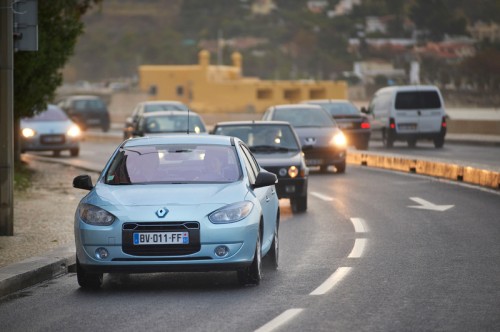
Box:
0, 245, 75, 298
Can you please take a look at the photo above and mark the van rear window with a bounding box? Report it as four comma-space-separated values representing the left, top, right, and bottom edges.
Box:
395, 91, 441, 110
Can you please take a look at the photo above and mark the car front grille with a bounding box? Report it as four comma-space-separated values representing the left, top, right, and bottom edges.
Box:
122, 222, 201, 256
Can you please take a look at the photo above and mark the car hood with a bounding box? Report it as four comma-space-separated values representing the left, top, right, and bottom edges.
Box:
21, 120, 74, 134
294, 127, 341, 146
87, 181, 246, 207
254, 151, 303, 167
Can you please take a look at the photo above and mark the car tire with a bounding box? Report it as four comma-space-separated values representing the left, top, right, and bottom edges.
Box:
263, 221, 279, 270
382, 129, 394, 148
70, 148, 79, 157
335, 161, 346, 173
319, 165, 329, 173
434, 135, 445, 148
291, 195, 307, 213
237, 231, 262, 286
76, 256, 103, 289
52, 150, 61, 157
407, 139, 417, 148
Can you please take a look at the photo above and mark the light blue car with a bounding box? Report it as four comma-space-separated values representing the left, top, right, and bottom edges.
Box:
73, 134, 279, 288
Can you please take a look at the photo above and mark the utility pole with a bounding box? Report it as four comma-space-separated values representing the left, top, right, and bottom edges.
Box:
0, 0, 15, 235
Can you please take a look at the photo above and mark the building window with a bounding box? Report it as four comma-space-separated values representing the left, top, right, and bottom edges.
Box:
309, 89, 326, 99
284, 89, 301, 102
176, 86, 184, 96
257, 89, 273, 100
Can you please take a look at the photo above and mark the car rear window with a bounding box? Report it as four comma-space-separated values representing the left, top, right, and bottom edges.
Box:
74, 99, 106, 111
395, 91, 441, 110
144, 104, 188, 112
145, 115, 206, 134
214, 124, 300, 152
273, 108, 335, 128
105, 144, 241, 184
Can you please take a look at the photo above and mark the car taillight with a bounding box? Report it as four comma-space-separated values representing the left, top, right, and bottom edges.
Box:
441, 116, 447, 128
389, 118, 396, 129
361, 121, 370, 129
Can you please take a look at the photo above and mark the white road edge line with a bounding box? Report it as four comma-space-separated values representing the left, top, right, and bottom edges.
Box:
350, 217, 367, 233
310, 267, 352, 296
254, 308, 304, 332
348, 238, 367, 258
310, 192, 334, 201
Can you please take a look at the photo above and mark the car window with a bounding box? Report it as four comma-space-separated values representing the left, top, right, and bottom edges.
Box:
24, 107, 69, 122
315, 102, 360, 116
239, 143, 258, 184
145, 115, 205, 133
395, 91, 441, 110
273, 108, 335, 128
105, 144, 241, 184
215, 124, 300, 152
73, 99, 106, 111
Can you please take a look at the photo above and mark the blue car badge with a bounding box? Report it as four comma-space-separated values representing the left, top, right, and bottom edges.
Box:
156, 207, 169, 218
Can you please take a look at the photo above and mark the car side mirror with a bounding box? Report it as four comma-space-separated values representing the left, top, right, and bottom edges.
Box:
360, 106, 369, 114
125, 117, 133, 126
253, 171, 277, 189
73, 175, 93, 190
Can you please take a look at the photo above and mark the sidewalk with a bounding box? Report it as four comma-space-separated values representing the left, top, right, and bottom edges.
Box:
1, 130, 499, 298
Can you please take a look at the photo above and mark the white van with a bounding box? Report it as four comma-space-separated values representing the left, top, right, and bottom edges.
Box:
364, 85, 447, 148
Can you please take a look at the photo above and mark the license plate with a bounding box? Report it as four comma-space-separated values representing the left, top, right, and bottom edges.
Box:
133, 232, 189, 245
306, 159, 323, 166
398, 124, 417, 130
338, 122, 353, 129
87, 119, 101, 125
41, 136, 64, 143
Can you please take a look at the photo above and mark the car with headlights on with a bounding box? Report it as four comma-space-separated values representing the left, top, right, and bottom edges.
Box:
72, 134, 279, 288
302, 99, 371, 150
262, 104, 347, 173
213, 121, 309, 213
127, 110, 207, 137
20, 104, 81, 157
124, 100, 190, 139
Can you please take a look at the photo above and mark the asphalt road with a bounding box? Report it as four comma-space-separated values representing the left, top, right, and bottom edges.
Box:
0, 148, 499, 331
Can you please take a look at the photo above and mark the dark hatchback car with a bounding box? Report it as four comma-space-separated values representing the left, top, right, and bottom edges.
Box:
213, 121, 309, 213
130, 110, 207, 137
57, 95, 110, 132
302, 99, 371, 150
262, 104, 347, 173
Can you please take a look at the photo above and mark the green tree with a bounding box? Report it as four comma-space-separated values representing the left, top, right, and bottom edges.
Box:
14, 0, 102, 120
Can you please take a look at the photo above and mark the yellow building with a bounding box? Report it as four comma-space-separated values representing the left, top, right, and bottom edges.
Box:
139, 50, 348, 114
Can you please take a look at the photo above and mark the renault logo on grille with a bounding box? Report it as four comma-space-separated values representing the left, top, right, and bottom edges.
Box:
156, 207, 169, 218
305, 137, 316, 145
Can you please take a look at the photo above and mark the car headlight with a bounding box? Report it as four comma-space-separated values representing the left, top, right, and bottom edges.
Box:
209, 201, 254, 224
330, 132, 347, 147
67, 125, 81, 138
78, 203, 116, 226
288, 166, 299, 178
22, 128, 36, 138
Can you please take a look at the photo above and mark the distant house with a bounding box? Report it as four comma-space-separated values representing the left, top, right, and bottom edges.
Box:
327, 0, 361, 18
307, 0, 329, 13
467, 21, 500, 43
251, 0, 276, 15
415, 38, 476, 62
353, 60, 406, 84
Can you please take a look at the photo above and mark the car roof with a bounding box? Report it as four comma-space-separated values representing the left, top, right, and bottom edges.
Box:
377, 85, 440, 93
140, 100, 186, 105
272, 104, 324, 110
214, 120, 292, 127
141, 110, 201, 117
123, 134, 233, 148
303, 99, 351, 104
65, 95, 103, 100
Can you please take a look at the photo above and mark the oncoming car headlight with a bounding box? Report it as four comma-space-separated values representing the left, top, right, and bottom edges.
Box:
78, 203, 116, 226
209, 201, 254, 224
22, 128, 36, 138
67, 125, 81, 138
288, 166, 299, 178
330, 132, 347, 147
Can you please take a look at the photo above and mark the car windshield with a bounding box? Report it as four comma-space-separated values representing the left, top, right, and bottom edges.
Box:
214, 124, 300, 153
74, 99, 106, 111
105, 144, 241, 184
144, 103, 188, 112
23, 107, 69, 122
314, 102, 360, 116
273, 108, 335, 128
145, 115, 206, 134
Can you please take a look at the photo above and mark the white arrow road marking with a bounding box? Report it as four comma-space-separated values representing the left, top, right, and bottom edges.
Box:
254, 308, 304, 332
408, 197, 454, 211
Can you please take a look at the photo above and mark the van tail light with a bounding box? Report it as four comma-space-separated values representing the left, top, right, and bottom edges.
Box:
389, 118, 396, 129
441, 116, 447, 128
361, 120, 371, 129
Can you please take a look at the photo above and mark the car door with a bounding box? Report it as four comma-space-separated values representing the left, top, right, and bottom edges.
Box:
240, 143, 276, 250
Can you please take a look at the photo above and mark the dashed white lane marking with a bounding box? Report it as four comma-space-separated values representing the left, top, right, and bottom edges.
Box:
254, 308, 304, 332
310, 192, 334, 201
350, 217, 367, 233
348, 238, 367, 258
310, 267, 352, 296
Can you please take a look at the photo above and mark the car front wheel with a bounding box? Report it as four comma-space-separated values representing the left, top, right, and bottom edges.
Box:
76, 256, 103, 289
237, 231, 262, 286
335, 161, 346, 173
